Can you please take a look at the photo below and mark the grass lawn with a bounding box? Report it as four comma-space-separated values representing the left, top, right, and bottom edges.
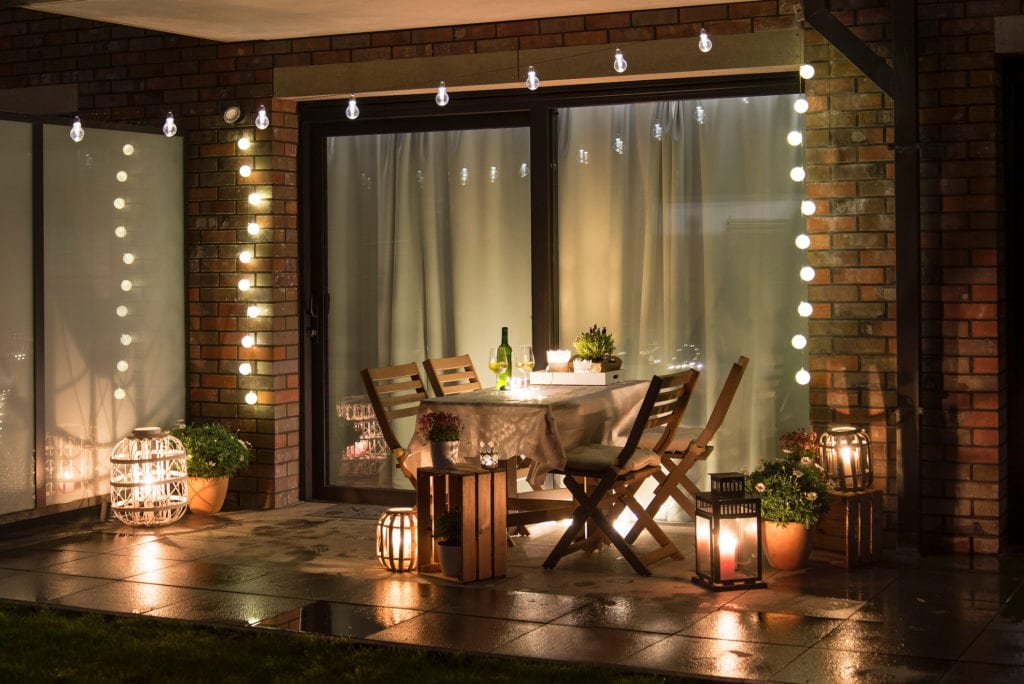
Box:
0, 601, 695, 683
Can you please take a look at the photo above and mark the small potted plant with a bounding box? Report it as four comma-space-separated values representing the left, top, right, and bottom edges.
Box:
416, 410, 463, 469
169, 422, 251, 514
434, 509, 462, 578
572, 324, 621, 372
745, 429, 829, 570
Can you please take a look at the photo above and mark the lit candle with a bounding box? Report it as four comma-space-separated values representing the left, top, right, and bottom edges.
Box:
718, 530, 737, 580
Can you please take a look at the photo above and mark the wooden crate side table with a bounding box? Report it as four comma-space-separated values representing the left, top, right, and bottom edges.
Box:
814, 489, 883, 567
416, 466, 507, 582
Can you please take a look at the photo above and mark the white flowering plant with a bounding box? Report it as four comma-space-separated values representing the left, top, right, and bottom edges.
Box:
745, 430, 830, 527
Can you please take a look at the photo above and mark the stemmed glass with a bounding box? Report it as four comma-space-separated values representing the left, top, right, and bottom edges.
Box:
517, 345, 535, 386
488, 346, 509, 390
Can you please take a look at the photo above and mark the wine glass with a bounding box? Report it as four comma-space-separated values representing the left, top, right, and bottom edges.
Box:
487, 346, 509, 390
516, 345, 535, 386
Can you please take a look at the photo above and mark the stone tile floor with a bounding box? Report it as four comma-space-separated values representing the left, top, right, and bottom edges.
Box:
2, 502, 1024, 682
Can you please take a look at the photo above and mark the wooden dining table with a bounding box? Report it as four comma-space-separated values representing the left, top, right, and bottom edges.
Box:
405, 380, 650, 487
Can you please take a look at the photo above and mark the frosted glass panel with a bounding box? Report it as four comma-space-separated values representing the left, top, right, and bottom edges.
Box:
0, 120, 35, 515
43, 125, 185, 504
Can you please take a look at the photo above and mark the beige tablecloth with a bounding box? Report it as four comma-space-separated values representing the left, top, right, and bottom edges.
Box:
406, 381, 650, 487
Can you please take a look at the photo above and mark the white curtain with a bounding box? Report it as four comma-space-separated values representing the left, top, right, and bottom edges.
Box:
557, 95, 809, 519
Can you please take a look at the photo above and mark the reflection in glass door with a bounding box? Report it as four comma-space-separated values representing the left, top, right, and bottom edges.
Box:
324, 127, 532, 493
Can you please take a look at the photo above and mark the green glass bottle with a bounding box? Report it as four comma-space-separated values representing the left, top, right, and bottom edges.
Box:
497, 327, 513, 390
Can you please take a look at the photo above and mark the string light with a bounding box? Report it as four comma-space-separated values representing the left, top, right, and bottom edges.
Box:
346, 95, 360, 120
698, 27, 713, 53
613, 49, 628, 73
525, 66, 540, 91
162, 112, 177, 137
255, 104, 270, 130
799, 63, 816, 80
70, 116, 84, 142
435, 81, 449, 107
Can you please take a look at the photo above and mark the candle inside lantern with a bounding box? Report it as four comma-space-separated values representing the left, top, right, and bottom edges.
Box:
718, 530, 737, 580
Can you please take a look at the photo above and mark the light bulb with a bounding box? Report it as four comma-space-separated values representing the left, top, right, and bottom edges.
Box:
800, 266, 816, 282
798, 301, 814, 317
113, 197, 126, 209
115, 226, 127, 238
241, 334, 255, 348
489, 165, 497, 183
525, 66, 540, 91
519, 162, 529, 178
237, 136, 251, 151
122, 252, 135, 265
247, 222, 260, 236
120, 279, 133, 292
694, 105, 705, 124
790, 166, 806, 182
239, 362, 252, 375
652, 122, 663, 141
239, 249, 253, 264
116, 305, 128, 317
613, 49, 627, 73
248, 192, 261, 206
122, 143, 134, 156
247, 305, 259, 318
698, 28, 713, 53
787, 130, 803, 146
239, 164, 252, 178
614, 137, 624, 155
791, 334, 808, 350
245, 390, 258, 405
114, 388, 126, 400
435, 81, 449, 107
120, 333, 133, 346
346, 95, 360, 120
70, 116, 84, 143
116, 170, 128, 182
162, 112, 177, 137
796, 368, 811, 386
255, 104, 270, 130
800, 63, 816, 80
795, 234, 811, 250
238, 277, 251, 291
801, 200, 817, 216
116, 360, 129, 372
794, 98, 809, 114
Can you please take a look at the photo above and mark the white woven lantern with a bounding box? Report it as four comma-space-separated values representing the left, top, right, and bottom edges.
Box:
376, 507, 417, 572
109, 427, 188, 526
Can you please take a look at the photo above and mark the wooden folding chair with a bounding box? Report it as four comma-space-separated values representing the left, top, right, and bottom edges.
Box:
626, 356, 749, 537
360, 362, 431, 487
542, 371, 697, 576
423, 354, 483, 397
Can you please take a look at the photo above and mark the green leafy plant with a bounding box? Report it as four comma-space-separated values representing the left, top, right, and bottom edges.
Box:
433, 510, 462, 545
169, 422, 251, 479
573, 324, 615, 361
746, 429, 829, 527
416, 410, 462, 443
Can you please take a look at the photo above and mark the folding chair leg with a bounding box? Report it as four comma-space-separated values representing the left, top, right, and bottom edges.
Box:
624, 453, 700, 544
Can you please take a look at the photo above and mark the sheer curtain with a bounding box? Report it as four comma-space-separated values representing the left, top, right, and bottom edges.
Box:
326, 127, 532, 488
557, 95, 807, 519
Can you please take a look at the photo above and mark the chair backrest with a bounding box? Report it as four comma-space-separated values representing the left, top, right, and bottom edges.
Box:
646, 369, 700, 455
423, 354, 482, 396
691, 355, 749, 451
359, 362, 430, 452
613, 374, 670, 470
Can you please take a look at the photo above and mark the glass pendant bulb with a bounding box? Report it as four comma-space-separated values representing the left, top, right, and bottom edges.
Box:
70, 116, 84, 143
800, 63, 816, 80
795, 368, 811, 386
800, 266, 816, 282
794, 97, 809, 114
698, 27, 713, 53
116, 360, 129, 372
241, 334, 255, 348
247, 222, 260, 236
801, 200, 817, 216
795, 233, 811, 250
247, 305, 259, 318
162, 112, 177, 137
346, 95, 360, 120
787, 130, 803, 146
255, 104, 270, 130
790, 166, 806, 182
613, 49, 627, 73
791, 334, 808, 350
245, 390, 258, 405
798, 301, 814, 317
239, 362, 252, 376
239, 164, 252, 178
525, 66, 540, 91
237, 135, 251, 151
239, 249, 253, 264
435, 81, 449, 107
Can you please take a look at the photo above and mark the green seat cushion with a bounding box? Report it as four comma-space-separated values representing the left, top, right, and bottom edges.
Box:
564, 444, 660, 475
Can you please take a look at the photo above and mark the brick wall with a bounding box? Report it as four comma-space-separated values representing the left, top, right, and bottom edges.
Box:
0, 0, 1017, 552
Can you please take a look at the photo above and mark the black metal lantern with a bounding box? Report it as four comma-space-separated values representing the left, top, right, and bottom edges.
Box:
817, 426, 872, 491
692, 473, 766, 591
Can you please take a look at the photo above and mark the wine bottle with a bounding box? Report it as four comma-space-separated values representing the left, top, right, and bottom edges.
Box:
498, 326, 513, 391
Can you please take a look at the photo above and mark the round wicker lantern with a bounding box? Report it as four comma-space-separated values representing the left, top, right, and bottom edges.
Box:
376, 507, 417, 572
109, 427, 188, 526
817, 425, 873, 492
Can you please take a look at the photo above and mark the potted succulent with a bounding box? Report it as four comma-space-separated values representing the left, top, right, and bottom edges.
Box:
416, 410, 463, 469
169, 422, 251, 514
572, 324, 621, 372
433, 509, 462, 578
745, 429, 829, 570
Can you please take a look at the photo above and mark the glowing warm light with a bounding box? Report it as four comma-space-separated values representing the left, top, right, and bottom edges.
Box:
113, 197, 126, 209
116, 305, 128, 317
247, 192, 262, 206
435, 81, 449, 107
70, 116, 84, 143
698, 27, 713, 53
376, 507, 418, 572
114, 388, 126, 400
790, 166, 806, 182
115, 225, 127, 238
346, 96, 360, 120
800, 266, 816, 282
718, 530, 737, 580
237, 136, 251, 151
800, 63, 816, 79
239, 362, 252, 375
120, 279, 133, 292
241, 334, 255, 348
239, 164, 252, 178
794, 98, 809, 114
613, 48, 628, 73
122, 253, 135, 265
116, 360, 129, 372
801, 200, 817, 215
247, 222, 260, 236
525, 66, 540, 91
245, 390, 258, 405
795, 234, 811, 250
122, 143, 135, 156
247, 305, 259, 318
798, 301, 813, 317
791, 334, 808, 350
796, 368, 811, 385
787, 130, 803, 146
120, 334, 132, 346
116, 170, 128, 182
238, 278, 251, 291
239, 249, 253, 264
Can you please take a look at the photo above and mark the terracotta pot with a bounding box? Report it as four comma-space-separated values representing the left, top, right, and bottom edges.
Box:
186, 476, 230, 514
761, 521, 814, 570
437, 541, 462, 578
429, 440, 460, 469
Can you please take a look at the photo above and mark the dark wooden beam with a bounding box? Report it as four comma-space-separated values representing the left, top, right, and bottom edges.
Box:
803, 0, 895, 97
